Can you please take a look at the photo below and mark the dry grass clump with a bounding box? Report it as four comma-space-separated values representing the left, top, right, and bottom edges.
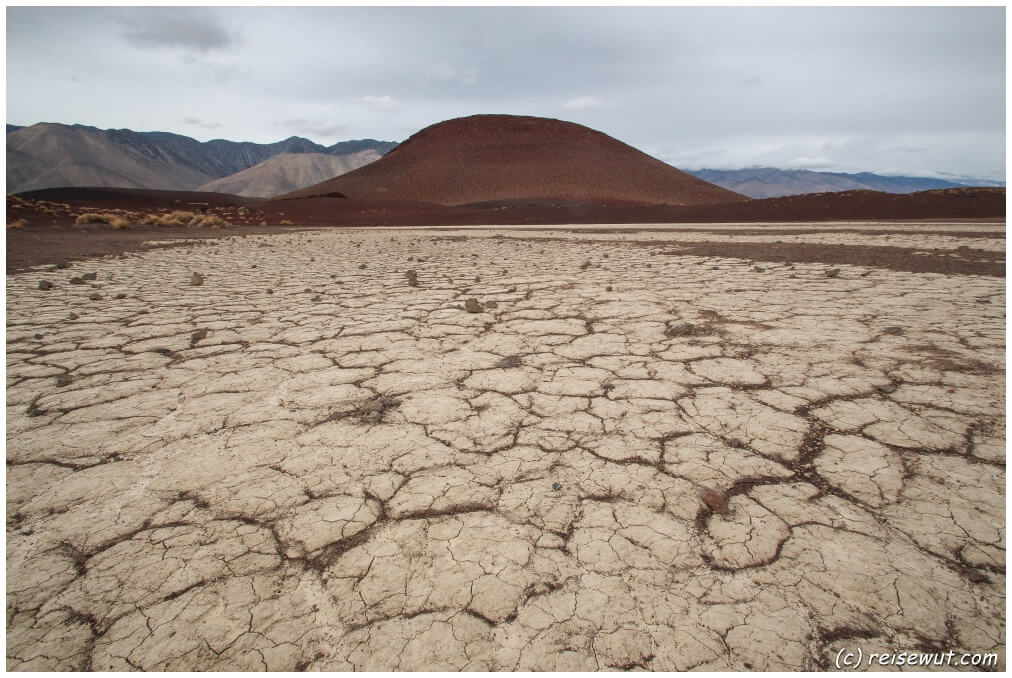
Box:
188, 214, 233, 229
7, 219, 27, 229
141, 210, 231, 228
75, 212, 130, 229
142, 210, 195, 227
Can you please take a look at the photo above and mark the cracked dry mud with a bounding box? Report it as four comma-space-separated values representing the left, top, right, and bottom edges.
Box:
7, 223, 1005, 670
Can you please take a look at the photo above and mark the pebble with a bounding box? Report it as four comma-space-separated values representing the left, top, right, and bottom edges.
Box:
497, 355, 521, 369
699, 488, 730, 515
667, 322, 695, 337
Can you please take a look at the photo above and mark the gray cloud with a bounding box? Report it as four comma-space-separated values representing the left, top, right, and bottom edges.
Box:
182, 117, 223, 130
358, 96, 400, 113
562, 96, 603, 110
277, 119, 348, 139
786, 157, 836, 170
118, 8, 237, 54
5, 6, 1005, 179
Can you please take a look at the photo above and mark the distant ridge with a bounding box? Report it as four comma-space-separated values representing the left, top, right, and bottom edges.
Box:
285, 114, 744, 206
687, 167, 1004, 198
198, 151, 385, 198
6, 122, 396, 193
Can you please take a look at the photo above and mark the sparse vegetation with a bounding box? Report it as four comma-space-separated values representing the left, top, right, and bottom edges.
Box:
75, 212, 129, 229
140, 211, 233, 229
188, 215, 232, 229
142, 211, 195, 227
7, 219, 27, 229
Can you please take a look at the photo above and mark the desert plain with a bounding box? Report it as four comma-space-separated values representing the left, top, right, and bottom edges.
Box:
5, 220, 1005, 670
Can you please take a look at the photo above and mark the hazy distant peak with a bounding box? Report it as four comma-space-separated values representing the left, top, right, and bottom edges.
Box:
197, 150, 385, 198
686, 167, 1002, 198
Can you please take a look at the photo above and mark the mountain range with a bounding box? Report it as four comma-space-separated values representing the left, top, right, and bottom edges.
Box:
6, 122, 396, 195
6, 121, 1003, 201
686, 167, 1003, 199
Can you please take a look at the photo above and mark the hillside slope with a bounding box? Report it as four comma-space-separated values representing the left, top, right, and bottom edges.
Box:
198, 151, 383, 198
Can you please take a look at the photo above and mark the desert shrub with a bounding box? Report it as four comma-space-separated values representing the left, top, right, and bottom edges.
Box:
144, 210, 195, 227
187, 215, 232, 229
7, 219, 27, 229
75, 212, 129, 228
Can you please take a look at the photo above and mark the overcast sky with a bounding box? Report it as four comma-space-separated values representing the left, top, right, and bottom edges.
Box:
6, 6, 1006, 180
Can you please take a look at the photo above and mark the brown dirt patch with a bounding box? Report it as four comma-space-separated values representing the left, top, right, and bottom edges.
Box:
509, 236, 1005, 277
6, 224, 317, 273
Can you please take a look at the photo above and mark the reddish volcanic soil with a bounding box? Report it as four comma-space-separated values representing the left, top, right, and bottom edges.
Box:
15, 187, 258, 210
14, 185, 1005, 229
263, 187, 1005, 226
7, 186, 1004, 272
10, 186, 1004, 228
282, 114, 745, 206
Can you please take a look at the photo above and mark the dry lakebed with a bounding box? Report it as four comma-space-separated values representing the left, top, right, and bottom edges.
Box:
6, 222, 1005, 670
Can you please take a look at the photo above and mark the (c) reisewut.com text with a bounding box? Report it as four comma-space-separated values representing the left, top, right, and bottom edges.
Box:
835, 648, 999, 670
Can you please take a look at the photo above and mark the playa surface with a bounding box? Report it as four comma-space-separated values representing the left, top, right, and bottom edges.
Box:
6, 221, 1005, 670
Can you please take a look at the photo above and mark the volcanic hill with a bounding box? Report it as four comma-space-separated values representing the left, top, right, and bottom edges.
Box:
283, 114, 744, 206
